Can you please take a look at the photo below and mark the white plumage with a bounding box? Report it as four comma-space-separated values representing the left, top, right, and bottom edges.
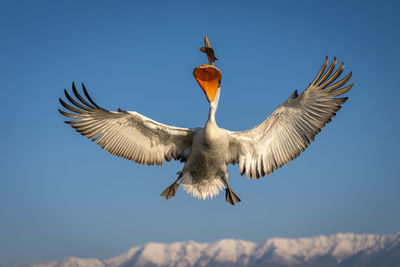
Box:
59, 47, 352, 205
180, 172, 225, 200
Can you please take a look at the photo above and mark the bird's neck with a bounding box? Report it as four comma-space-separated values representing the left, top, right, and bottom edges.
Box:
206, 87, 220, 125
205, 87, 220, 138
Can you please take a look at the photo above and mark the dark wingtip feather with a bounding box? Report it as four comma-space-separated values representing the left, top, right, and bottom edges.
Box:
64, 89, 91, 111
311, 57, 329, 85
58, 108, 81, 119
59, 97, 83, 114
82, 83, 101, 109
319, 62, 345, 89
330, 84, 353, 97
71, 82, 97, 110
58, 108, 65, 115
325, 71, 352, 92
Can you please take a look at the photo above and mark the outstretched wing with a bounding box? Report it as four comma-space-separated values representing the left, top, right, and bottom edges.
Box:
227, 57, 353, 178
59, 83, 194, 166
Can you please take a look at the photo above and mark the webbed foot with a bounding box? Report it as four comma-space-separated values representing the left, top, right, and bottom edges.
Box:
225, 187, 241, 205
222, 174, 241, 205
160, 172, 183, 201
161, 182, 179, 200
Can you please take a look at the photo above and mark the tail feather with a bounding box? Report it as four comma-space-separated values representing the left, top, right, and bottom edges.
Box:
180, 173, 225, 200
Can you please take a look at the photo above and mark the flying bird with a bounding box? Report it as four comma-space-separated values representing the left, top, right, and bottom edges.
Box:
59, 37, 352, 205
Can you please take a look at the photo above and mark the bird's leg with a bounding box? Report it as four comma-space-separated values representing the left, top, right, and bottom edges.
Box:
222, 174, 241, 205
160, 172, 183, 201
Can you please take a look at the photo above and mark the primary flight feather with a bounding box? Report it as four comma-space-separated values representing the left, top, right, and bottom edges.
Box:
59, 37, 352, 205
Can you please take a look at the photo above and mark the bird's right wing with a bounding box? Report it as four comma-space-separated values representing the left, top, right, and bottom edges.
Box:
59, 83, 195, 166
227, 57, 352, 178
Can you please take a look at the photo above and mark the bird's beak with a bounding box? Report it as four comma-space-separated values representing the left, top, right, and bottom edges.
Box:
193, 65, 222, 103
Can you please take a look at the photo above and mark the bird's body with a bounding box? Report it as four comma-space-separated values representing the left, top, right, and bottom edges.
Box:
180, 116, 231, 200
59, 38, 353, 205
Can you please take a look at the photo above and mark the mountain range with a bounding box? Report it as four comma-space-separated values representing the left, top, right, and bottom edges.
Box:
22, 232, 400, 267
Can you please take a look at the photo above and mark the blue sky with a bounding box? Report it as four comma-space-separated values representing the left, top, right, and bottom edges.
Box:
1, 0, 399, 266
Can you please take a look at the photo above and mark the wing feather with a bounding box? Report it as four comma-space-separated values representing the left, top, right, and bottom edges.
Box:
227, 57, 352, 178
72, 82, 97, 109
59, 83, 194, 166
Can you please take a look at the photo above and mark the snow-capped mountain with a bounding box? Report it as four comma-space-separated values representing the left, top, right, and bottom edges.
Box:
22, 232, 400, 267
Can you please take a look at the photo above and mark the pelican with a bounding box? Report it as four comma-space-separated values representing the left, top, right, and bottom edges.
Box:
59, 37, 352, 205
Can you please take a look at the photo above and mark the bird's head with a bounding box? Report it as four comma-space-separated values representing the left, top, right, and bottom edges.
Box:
193, 65, 221, 103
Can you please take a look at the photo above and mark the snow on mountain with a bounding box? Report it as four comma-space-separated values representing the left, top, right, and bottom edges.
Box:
22, 232, 400, 267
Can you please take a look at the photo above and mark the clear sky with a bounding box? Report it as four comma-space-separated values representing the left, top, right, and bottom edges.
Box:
1, 0, 399, 266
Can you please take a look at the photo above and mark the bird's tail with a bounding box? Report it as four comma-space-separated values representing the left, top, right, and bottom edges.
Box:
180, 172, 225, 200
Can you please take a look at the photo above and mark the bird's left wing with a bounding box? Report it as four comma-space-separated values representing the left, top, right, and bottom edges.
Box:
226, 57, 352, 178
59, 83, 194, 166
